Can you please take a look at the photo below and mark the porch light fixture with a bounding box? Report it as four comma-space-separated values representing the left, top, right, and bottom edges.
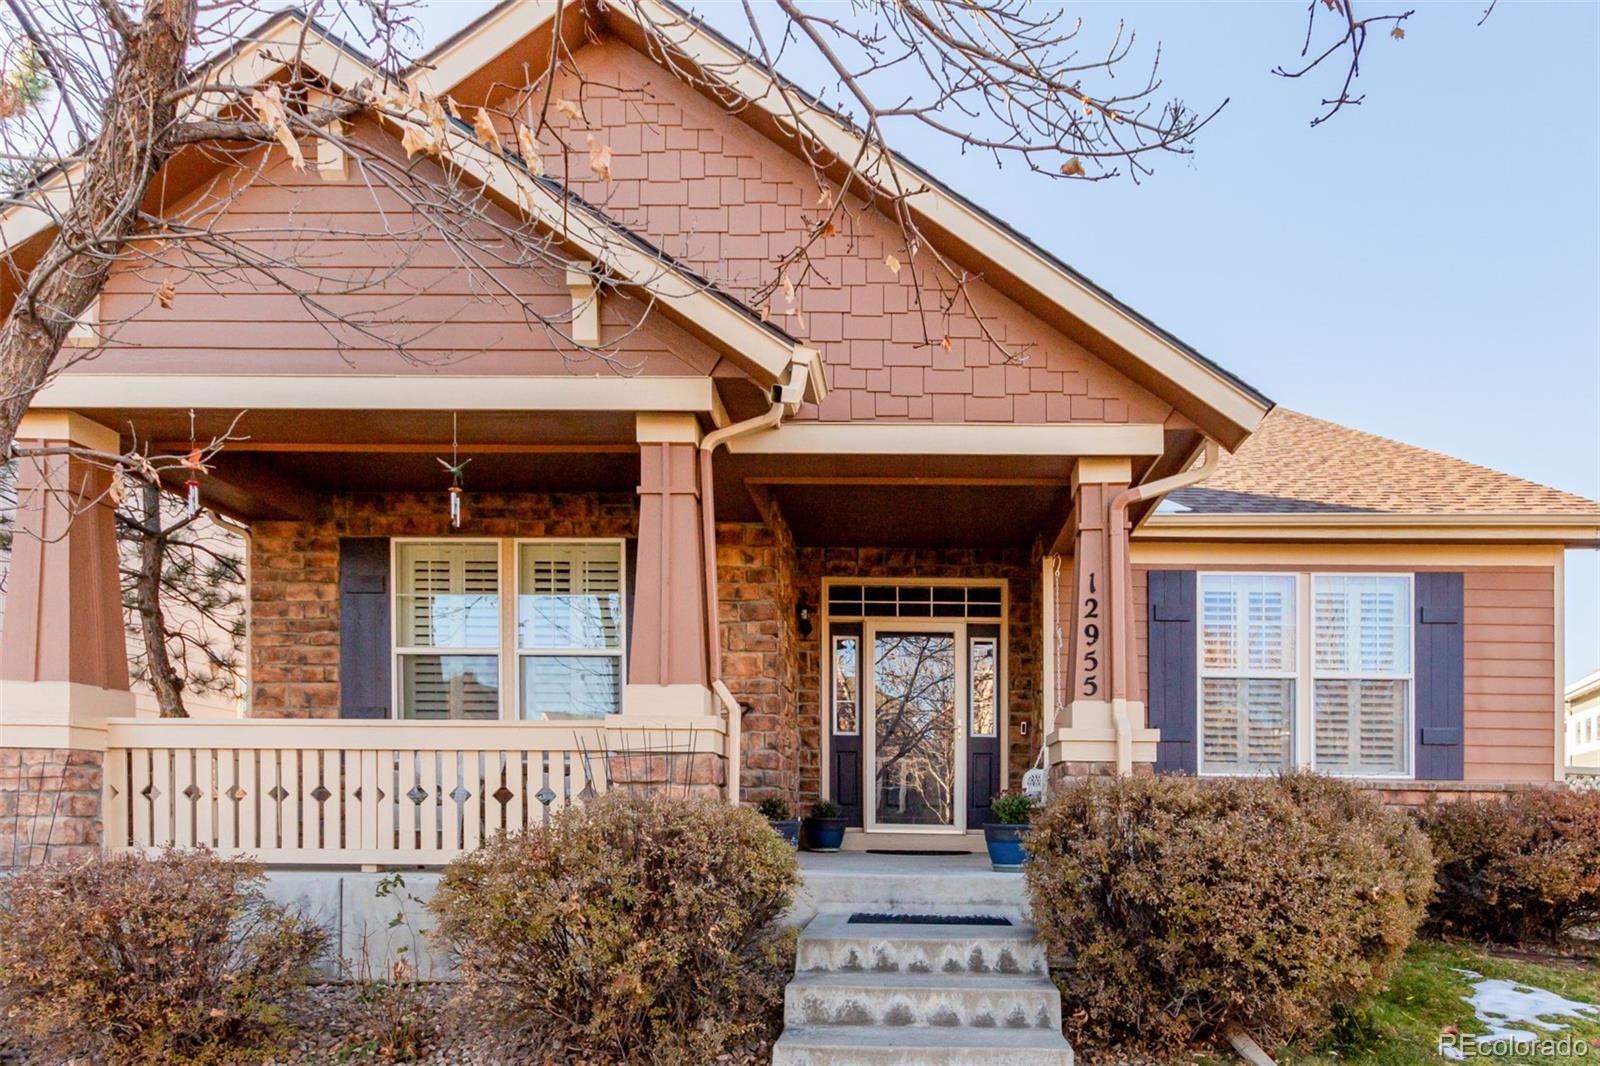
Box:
796, 594, 813, 638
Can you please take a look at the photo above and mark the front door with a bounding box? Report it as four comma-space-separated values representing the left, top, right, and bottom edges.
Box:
866, 623, 965, 832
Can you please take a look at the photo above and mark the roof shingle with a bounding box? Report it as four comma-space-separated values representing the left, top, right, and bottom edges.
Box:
1165, 408, 1600, 517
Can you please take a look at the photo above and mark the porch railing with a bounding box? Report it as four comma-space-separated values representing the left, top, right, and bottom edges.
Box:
101, 719, 681, 865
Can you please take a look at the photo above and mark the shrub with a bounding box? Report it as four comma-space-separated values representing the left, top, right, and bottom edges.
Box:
807, 799, 840, 819
1418, 788, 1600, 943
989, 790, 1036, 825
756, 796, 793, 821
431, 790, 799, 1063
0, 849, 325, 1065
1026, 772, 1433, 1055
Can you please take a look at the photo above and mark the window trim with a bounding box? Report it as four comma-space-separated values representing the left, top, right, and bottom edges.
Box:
1195, 571, 1299, 778
1307, 572, 1415, 781
1195, 570, 1418, 781
512, 537, 628, 722
390, 537, 504, 722
388, 536, 629, 722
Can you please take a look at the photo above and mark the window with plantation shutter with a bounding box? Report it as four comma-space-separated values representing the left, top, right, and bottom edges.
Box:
517, 542, 624, 720
393, 542, 500, 720
1197, 574, 1296, 775
1311, 575, 1412, 777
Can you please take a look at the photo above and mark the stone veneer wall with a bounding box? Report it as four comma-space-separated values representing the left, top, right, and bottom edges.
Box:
794, 544, 1045, 804
716, 493, 802, 805
249, 492, 637, 718
0, 748, 103, 866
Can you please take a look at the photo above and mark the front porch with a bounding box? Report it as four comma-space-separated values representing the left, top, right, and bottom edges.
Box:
0, 403, 1187, 866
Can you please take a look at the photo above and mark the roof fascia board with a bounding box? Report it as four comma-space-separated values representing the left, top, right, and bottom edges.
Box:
725, 422, 1166, 457
32, 373, 722, 413
1137, 512, 1600, 545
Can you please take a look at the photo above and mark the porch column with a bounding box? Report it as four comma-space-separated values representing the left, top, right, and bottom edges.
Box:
0, 411, 132, 864
1046, 457, 1158, 781
625, 413, 713, 715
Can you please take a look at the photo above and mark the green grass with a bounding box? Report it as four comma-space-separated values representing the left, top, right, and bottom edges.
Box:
1277, 940, 1600, 1065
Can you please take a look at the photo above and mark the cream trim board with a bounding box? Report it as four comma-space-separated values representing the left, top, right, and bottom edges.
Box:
1142, 513, 1600, 545
1132, 542, 1565, 568
15, 409, 121, 452
33, 374, 722, 413
1555, 551, 1567, 781
728, 422, 1165, 457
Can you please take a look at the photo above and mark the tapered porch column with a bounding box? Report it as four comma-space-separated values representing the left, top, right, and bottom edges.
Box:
0, 412, 132, 864
625, 413, 714, 717
1047, 456, 1159, 781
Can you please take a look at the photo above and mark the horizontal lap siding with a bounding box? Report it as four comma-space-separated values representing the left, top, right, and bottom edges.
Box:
77, 126, 720, 379
1464, 567, 1556, 782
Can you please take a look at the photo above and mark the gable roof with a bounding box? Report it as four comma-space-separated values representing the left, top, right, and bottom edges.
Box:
1160, 407, 1600, 523
420, 0, 1272, 448
0, 10, 818, 402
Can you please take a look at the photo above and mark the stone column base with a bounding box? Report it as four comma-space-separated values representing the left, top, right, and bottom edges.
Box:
1045, 699, 1159, 776
0, 747, 104, 866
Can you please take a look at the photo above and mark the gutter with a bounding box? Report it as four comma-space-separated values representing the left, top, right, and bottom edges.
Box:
697, 353, 821, 803
1106, 439, 1222, 773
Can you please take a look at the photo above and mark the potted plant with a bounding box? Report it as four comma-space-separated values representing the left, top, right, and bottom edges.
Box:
756, 796, 801, 847
984, 791, 1037, 871
802, 800, 847, 852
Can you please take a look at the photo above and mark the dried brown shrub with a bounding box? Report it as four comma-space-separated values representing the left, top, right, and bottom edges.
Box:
1025, 772, 1433, 1055
1418, 787, 1600, 943
430, 790, 799, 1063
0, 849, 325, 1065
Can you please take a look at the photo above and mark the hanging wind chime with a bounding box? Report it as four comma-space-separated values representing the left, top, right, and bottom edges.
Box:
180, 409, 207, 518
437, 413, 471, 528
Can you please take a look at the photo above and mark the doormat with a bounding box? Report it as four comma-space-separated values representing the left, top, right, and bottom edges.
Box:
862, 849, 969, 856
847, 913, 1013, 927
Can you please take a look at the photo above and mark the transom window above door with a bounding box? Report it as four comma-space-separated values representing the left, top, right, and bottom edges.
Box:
827, 583, 1001, 619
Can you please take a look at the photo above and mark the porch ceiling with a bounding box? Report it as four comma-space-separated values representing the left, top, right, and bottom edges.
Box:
763, 482, 1071, 549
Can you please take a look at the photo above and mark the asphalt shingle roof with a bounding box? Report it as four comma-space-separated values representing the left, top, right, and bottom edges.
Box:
1165, 408, 1600, 517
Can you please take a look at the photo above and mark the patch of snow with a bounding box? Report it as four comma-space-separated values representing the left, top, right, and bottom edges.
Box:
1438, 967, 1600, 1059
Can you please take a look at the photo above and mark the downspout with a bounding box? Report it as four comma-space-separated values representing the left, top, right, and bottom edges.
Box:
699, 383, 794, 804
1106, 438, 1222, 773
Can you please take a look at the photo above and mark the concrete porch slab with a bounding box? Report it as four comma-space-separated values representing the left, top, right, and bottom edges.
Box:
788, 851, 1028, 926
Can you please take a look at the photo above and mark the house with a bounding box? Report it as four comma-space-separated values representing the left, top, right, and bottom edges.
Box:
1568, 669, 1600, 769
2, 1, 1597, 869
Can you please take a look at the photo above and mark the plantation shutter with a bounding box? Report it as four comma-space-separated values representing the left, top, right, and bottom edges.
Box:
518, 542, 625, 720
1147, 570, 1197, 774
1414, 572, 1465, 780
338, 537, 391, 719
1311, 576, 1412, 776
395, 542, 500, 720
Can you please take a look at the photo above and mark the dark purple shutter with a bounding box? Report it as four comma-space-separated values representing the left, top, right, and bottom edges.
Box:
339, 537, 391, 719
1415, 572, 1465, 780
1147, 570, 1197, 774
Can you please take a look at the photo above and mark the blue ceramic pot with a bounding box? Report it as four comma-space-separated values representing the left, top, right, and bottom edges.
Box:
769, 818, 801, 847
802, 816, 847, 852
984, 823, 1032, 871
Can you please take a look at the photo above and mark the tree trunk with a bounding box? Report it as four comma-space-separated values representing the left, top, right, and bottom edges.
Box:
134, 482, 187, 717
0, 0, 200, 459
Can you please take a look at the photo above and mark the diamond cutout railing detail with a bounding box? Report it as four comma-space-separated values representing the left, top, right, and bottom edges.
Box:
267, 785, 289, 802
309, 784, 332, 803
449, 784, 471, 804
182, 783, 203, 802
492, 785, 515, 805
406, 785, 429, 806
535, 786, 556, 807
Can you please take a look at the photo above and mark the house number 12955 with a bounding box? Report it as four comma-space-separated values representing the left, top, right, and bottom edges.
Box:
1080, 571, 1100, 697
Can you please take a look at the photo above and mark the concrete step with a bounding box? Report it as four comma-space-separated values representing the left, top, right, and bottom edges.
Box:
785, 971, 1062, 1030
771, 1024, 1074, 1066
795, 914, 1048, 977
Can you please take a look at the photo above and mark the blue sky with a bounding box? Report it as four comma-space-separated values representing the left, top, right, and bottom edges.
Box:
415, 1, 1600, 681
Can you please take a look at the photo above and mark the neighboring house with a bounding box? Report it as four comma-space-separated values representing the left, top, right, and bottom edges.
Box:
2, 2, 1598, 868
1567, 669, 1600, 769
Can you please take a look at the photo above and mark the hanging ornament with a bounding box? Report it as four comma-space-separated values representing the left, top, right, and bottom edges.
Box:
436, 412, 471, 529
179, 409, 208, 518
